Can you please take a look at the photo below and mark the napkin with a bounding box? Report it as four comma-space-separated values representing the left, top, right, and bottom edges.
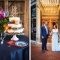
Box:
7, 40, 25, 48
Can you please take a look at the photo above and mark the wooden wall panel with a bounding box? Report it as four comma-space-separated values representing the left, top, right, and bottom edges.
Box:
24, 0, 29, 36
0, 2, 4, 9
8, 1, 24, 24
0, 0, 24, 2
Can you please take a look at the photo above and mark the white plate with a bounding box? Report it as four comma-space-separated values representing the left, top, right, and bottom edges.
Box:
15, 41, 28, 46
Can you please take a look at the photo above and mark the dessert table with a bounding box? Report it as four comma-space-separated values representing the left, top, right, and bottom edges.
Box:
0, 35, 29, 60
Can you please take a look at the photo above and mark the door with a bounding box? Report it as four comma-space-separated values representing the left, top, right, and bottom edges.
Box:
31, 4, 36, 41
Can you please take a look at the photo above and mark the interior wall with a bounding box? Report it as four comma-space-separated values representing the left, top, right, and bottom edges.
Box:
8, 2, 24, 25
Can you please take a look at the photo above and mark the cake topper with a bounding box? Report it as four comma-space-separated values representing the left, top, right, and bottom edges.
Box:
11, 5, 18, 16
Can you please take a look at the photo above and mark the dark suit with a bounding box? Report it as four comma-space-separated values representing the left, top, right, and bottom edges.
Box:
41, 26, 49, 51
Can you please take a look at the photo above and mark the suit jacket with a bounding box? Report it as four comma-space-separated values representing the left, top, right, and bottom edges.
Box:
41, 26, 49, 38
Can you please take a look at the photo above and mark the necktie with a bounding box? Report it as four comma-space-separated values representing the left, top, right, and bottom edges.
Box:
45, 26, 48, 34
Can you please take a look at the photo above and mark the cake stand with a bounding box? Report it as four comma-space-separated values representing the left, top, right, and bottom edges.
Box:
5, 32, 24, 41
11, 33, 19, 41
5, 23, 24, 41
11, 32, 24, 41
5, 33, 19, 41
6, 28, 24, 41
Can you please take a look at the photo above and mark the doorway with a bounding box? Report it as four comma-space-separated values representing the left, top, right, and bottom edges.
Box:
42, 16, 58, 43
31, 4, 36, 41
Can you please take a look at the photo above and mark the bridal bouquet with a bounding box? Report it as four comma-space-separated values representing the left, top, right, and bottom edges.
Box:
58, 36, 60, 42
0, 10, 9, 32
58, 34, 60, 42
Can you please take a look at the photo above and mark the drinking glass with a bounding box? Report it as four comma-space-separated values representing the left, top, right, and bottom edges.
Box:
0, 32, 6, 44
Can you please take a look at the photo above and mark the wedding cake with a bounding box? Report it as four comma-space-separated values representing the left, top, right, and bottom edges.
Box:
4, 17, 24, 34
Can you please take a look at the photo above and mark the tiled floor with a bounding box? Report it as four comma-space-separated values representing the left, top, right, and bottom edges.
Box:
31, 44, 60, 60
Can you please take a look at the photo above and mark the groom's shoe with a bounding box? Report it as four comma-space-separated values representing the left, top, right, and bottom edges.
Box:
42, 50, 45, 53
45, 49, 48, 51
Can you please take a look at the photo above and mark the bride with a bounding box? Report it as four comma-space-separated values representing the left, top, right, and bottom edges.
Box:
50, 25, 59, 51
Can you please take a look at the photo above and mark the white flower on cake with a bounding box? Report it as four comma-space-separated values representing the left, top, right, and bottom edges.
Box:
9, 17, 20, 24
8, 24, 22, 28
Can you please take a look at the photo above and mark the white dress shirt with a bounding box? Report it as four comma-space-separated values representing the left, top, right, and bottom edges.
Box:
44, 25, 48, 34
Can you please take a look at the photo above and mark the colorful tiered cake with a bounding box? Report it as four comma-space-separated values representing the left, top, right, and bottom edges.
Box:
4, 17, 24, 41
4, 17, 24, 34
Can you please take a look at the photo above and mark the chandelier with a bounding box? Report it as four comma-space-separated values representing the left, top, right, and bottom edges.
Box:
37, 0, 59, 15
37, 0, 59, 7
43, 7, 59, 15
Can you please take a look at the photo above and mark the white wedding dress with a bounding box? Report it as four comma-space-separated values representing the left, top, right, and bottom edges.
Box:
52, 29, 59, 51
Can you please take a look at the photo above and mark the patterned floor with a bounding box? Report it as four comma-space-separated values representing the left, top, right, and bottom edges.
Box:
31, 44, 60, 60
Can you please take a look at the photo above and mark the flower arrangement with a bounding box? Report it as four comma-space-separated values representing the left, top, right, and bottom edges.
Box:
58, 34, 60, 42
58, 33, 60, 42
0, 10, 10, 32
58, 37, 60, 42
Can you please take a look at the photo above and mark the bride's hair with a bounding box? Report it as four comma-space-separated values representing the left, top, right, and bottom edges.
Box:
53, 25, 57, 29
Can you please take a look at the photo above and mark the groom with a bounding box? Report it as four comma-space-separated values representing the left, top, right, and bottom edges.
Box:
41, 21, 49, 53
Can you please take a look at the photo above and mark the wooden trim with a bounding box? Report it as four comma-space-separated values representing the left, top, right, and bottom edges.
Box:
24, 0, 29, 36
1, 0, 25, 2
8, 0, 24, 1
8, 2, 15, 8
4, 0, 8, 11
